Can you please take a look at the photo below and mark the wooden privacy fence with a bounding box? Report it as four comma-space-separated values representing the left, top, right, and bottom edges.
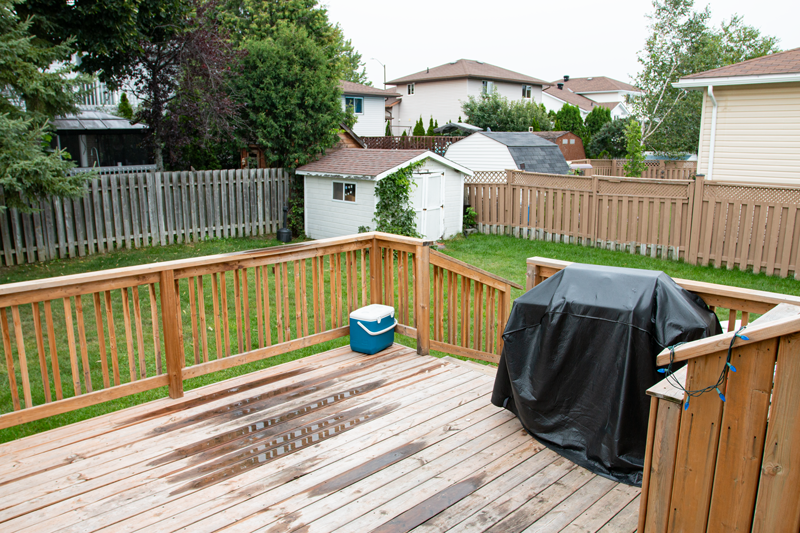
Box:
0, 232, 517, 429
527, 257, 800, 533
0, 168, 291, 266
469, 171, 800, 278
361, 136, 465, 156
572, 158, 697, 180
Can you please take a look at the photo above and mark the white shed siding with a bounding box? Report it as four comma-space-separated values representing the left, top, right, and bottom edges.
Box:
417, 159, 464, 239
444, 134, 517, 171
341, 94, 385, 137
696, 82, 800, 185
303, 176, 376, 239
390, 79, 469, 135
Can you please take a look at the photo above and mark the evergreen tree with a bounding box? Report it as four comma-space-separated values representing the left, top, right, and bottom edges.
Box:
413, 116, 426, 136
624, 121, 647, 177
584, 106, 612, 137
401, 130, 407, 137
116, 93, 134, 120
553, 104, 585, 137
426, 117, 435, 136
385, 121, 391, 136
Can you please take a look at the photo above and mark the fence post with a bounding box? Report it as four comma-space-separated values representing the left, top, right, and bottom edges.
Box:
688, 174, 705, 264
160, 269, 184, 399
591, 175, 600, 246
414, 243, 430, 355
505, 169, 514, 233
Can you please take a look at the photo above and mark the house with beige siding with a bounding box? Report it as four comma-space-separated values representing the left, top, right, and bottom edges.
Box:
674, 47, 800, 185
385, 60, 547, 136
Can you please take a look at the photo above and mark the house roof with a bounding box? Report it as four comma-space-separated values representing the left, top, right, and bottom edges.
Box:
530, 131, 570, 142
551, 76, 641, 94
597, 101, 622, 111
296, 149, 473, 180
387, 59, 547, 85
475, 133, 569, 174
682, 47, 800, 79
542, 86, 598, 112
52, 110, 146, 131
340, 80, 401, 97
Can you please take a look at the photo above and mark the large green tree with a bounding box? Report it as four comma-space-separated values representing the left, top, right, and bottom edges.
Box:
1, 0, 88, 211
586, 118, 632, 158
584, 106, 612, 138
462, 91, 551, 132
553, 104, 585, 138
631, 0, 780, 155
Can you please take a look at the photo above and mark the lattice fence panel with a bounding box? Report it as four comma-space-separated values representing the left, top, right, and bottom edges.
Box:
466, 171, 507, 184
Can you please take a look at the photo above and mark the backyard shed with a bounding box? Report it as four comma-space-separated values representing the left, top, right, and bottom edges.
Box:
444, 132, 569, 174
297, 149, 472, 241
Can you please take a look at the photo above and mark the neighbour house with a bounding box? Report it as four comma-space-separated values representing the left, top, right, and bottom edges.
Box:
531, 131, 586, 161
542, 76, 641, 119
445, 132, 570, 174
297, 149, 472, 241
385, 60, 548, 136
339, 81, 400, 137
674, 47, 800, 186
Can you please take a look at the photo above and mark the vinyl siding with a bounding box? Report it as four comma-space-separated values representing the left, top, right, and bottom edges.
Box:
420, 159, 464, 239
304, 176, 376, 239
444, 134, 517, 171
697, 82, 800, 185
581, 91, 626, 103
342, 94, 385, 137
389, 79, 469, 135
466, 79, 543, 104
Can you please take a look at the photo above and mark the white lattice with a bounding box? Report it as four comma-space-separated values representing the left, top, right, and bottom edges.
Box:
466, 171, 507, 184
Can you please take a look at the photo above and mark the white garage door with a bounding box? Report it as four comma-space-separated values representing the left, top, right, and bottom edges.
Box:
412, 172, 445, 241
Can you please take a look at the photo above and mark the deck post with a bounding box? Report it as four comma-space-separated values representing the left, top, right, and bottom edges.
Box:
415, 243, 430, 355
370, 237, 381, 304
160, 269, 184, 399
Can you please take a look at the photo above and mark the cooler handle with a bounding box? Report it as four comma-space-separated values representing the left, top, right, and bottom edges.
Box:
357, 319, 398, 336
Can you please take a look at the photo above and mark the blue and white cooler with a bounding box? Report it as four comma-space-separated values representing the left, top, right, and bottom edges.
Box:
349, 304, 397, 355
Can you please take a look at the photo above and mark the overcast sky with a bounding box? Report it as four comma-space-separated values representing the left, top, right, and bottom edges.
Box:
325, 0, 800, 88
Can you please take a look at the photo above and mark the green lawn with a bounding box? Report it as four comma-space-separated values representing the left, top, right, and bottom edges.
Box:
1, 232, 797, 443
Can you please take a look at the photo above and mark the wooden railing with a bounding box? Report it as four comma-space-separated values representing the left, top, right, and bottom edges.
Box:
0, 233, 518, 429
360, 136, 465, 156
527, 257, 800, 533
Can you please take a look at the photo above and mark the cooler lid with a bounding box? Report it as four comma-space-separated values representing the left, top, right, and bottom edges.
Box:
350, 304, 395, 322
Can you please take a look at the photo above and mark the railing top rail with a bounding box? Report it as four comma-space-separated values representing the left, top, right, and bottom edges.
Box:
433, 249, 522, 290
527, 256, 800, 308
0, 232, 427, 298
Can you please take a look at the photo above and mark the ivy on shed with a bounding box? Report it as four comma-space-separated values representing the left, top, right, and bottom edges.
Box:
370, 159, 424, 238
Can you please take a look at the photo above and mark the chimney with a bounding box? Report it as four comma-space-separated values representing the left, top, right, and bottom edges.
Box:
557, 82, 564, 90
427, 67, 429, 74
563, 75, 570, 82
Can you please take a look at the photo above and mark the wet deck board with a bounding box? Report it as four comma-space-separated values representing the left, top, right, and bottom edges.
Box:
0, 344, 639, 532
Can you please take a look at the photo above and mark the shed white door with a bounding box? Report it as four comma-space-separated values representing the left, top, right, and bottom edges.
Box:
412, 172, 445, 241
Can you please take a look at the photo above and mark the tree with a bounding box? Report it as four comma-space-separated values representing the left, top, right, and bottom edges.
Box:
624, 120, 647, 177
553, 104, 585, 137
631, 0, 780, 155
586, 118, 631, 158
584, 106, 612, 138
117, 93, 134, 120
237, 25, 343, 169
426, 117, 435, 136
0, 0, 88, 211
461, 91, 551, 132
385, 121, 391, 136
413, 117, 426, 136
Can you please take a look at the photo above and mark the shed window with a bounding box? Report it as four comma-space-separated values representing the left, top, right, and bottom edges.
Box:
407, 83, 415, 95
333, 182, 356, 202
345, 96, 363, 114
570, 139, 575, 144
562, 139, 569, 145
522, 85, 532, 98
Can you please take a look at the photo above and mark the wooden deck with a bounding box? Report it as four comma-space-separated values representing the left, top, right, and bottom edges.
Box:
0, 344, 639, 532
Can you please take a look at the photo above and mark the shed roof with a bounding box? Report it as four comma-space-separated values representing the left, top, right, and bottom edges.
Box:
481, 132, 557, 147
340, 80, 401, 97
476, 133, 569, 174
296, 149, 472, 180
52, 110, 146, 131
387, 59, 546, 85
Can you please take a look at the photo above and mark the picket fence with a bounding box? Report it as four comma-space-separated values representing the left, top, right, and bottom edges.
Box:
0, 168, 290, 266
467, 170, 800, 279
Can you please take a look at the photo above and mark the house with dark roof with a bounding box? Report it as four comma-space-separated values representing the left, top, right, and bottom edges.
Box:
542, 76, 642, 120
296, 149, 472, 240
385, 60, 547, 136
674, 47, 800, 185
531, 131, 586, 161
444, 132, 569, 174
339, 81, 400, 137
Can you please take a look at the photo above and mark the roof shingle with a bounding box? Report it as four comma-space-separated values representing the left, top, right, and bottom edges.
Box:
387, 59, 546, 85
682, 47, 800, 79
550, 76, 641, 94
297, 149, 428, 178
542, 86, 598, 112
339, 80, 401, 97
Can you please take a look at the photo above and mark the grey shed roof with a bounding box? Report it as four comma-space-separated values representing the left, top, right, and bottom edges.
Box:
51, 110, 146, 131
481, 132, 570, 174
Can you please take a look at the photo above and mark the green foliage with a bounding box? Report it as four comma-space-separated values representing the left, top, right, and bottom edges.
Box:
401, 130, 407, 137
426, 116, 435, 136
385, 121, 391, 136
461, 91, 551, 132
624, 121, 647, 177
287, 173, 304, 237
117, 93, 134, 120
553, 104, 585, 137
631, 0, 780, 155
586, 118, 631, 158
463, 206, 477, 229
413, 116, 426, 136
237, 25, 344, 169
584, 106, 612, 137
373, 161, 423, 237
343, 103, 358, 129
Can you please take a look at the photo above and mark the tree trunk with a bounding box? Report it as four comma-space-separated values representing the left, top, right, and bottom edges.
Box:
154, 144, 164, 172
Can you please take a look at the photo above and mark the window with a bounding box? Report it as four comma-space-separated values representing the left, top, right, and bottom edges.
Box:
482, 80, 495, 95
522, 85, 532, 98
333, 182, 356, 202
344, 96, 363, 114
562, 139, 569, 145
570, 139, 575, 145
407, 83, 415, 95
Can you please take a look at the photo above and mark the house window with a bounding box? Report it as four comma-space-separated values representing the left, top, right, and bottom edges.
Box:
482, 80, 495, 95
407, 83, 415, 95
522, 85, 532, 98
345, 96, 363, 114
333, 182, 356, 202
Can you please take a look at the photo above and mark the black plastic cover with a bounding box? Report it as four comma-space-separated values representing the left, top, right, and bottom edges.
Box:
491, 264, 721, 486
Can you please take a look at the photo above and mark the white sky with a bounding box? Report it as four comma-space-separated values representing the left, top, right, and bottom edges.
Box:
325, 0, 800, 88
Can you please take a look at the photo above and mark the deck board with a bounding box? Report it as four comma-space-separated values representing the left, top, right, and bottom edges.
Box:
0, 344, 640, 532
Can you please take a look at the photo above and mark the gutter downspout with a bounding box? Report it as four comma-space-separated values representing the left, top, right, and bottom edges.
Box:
707, 85, 718, 181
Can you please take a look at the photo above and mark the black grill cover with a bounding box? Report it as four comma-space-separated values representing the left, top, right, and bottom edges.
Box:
491, 264, 721, 486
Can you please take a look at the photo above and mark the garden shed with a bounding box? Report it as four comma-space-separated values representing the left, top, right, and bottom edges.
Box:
444, 131, 569, 174
297, 149, 472, 241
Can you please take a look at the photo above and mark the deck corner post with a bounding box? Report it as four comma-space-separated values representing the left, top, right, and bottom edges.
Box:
370, 236, 381, 304
526, 261, 537, 291
415, 243, 431, 355
159, 269, 184, 399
